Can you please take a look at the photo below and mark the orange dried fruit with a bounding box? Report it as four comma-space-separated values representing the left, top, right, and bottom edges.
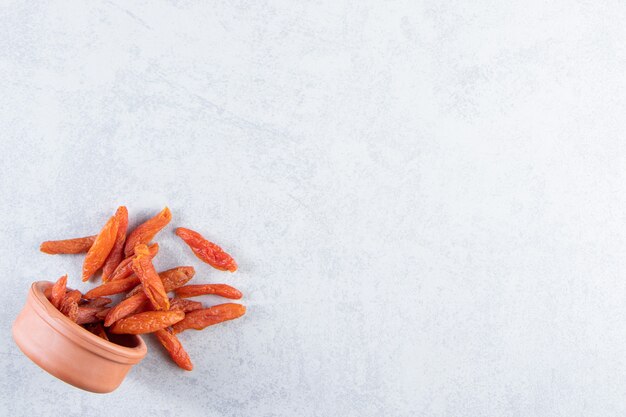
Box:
40, 236, 96, 254
81, 297, 112, 308
82, 216, 119, 282
169, 298, 203, 313
131, 244, 169, 311
175, 227, 237, 272
108, 243, 159, 282
125, 266, 195, 299
101, 206, 129, 282
110, 310, 185, 334
83, 275, 141, 299
76, 306, 108, 325
50, 275, 68, 309
172, 303, 245, 333
174, 284, 242, 299
155, 328, 193, 371
124, 207, 171, 257
104, 293, 148, 327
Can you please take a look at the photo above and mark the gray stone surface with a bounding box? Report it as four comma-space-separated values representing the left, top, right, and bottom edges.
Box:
2, 1, 626, 416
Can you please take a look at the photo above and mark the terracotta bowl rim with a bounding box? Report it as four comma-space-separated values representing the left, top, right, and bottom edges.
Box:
30, 280, 147, 364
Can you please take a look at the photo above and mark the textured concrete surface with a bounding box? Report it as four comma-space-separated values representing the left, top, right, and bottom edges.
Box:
2, 1, 626, 416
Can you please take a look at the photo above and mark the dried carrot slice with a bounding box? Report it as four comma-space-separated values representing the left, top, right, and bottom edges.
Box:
101, 206, 129, 282
174, 284, 242, 299
131, 244, 169, 311
50, 275, 67, 309
104, 293, 149, 327
40, 235, 96, 254
124, 207, 172, 257
83, 275, 141, 299
109, 243, 159, 281
110, 310, 185, 334
169, 297, 203, 313
81, 297, 112, 308
76, 306, 108, 325
155, 328, 193, 371
125, 266, 195, 298
172, 303, 245, 333
175, 227, 237, 272
82, 216, 119, 282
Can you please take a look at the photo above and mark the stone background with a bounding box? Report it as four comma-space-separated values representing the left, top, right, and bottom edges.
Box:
2, 1, 626, 416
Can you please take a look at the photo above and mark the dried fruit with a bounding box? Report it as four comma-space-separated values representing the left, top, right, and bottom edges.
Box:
40, 235, 96, 254
169, 297, 203, 313
174, 284, 242, 299
59, 297, 79, 322
36, 205, 245, 372
83, 275, 141, 299
110, 310, 185, 334
101, 206, 129, 282
96, 308, 111, 320
104, 293, 148, 327
81, 297, 113, 308
124, 207, 172, 257
175, 227, 237, 272
82, 216, 119, 282
172, 303, 245, 333
76, 306, 108, 325
109, 243, 159, 281
131, 244, 169, 311
85, 323, 109, 341
63, 289, 82, 304
125, 266, 195, 298
155, 328, 193, 371
50, 275, 68, 309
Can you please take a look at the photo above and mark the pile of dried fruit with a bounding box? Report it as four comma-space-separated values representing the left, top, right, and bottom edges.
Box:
40, 206, 245, 371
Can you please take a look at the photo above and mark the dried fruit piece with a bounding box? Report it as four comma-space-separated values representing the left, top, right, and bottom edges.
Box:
172, 303, 245, 333
104, 293, 149, 327
101, 206, 129, 282
40, 235, 96, 254
63, 289, 82, 304
59, 297, 79, 322
125, 266, 195, 298
83, 275, 141, 299
160, 266, 196, 291
50, 275, 68, 309
109, 243, 159, 281
124, 284, 143, 299
110, 310, 185, 334
155, 328, 193, 371
81, 297, 112, 308
96, 308, 111, 320
174, 284, 242, 299
124, 207, 172, 257
131, 244, 169, 311
82, 216, 119, 282
175, 227, 237, 272
169, 297, 203, 313
85, 323, 109, 341
76, 306, 108, 325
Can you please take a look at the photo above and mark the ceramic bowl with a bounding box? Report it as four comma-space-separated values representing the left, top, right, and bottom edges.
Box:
12, 281, 147, 393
